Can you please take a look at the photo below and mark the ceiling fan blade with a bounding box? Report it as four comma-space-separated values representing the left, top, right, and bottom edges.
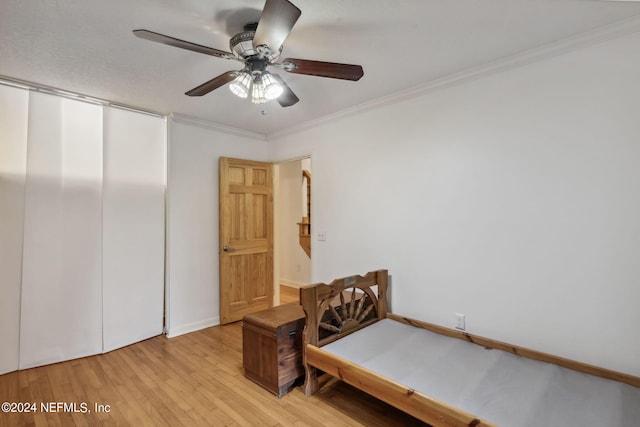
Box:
282, 58, 364, 81
272, 74, 299, 107
133, 29, 235, 60
185, 71, 238, 96
253, 0, 301, 54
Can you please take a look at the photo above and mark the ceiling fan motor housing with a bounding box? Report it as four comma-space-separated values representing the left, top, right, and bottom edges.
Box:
230, 26, 281, 62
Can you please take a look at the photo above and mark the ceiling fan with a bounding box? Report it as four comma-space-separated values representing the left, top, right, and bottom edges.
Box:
133, 0, 364, 108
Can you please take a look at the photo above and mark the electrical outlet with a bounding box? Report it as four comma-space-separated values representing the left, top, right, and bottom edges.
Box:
317, 231, 326, 241
455, 313, 466, 331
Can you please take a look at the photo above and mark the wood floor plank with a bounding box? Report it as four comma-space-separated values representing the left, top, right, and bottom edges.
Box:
0, 322, 426, 426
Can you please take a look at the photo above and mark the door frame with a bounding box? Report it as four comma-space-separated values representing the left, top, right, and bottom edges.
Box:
273, 154, 312, 305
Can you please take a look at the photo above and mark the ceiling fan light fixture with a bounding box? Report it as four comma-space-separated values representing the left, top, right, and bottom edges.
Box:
262, 72, 283, 100
229, 71, 252, 98
251, 77, 267, 104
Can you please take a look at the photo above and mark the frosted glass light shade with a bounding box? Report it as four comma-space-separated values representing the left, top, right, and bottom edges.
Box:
229, 72, 252, 98
251, 79, 267, 104
262, 73, 283, 100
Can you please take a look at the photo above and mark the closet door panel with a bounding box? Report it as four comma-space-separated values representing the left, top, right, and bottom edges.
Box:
0, 85, 29, 374
102, 107, 165, 352
19, 93, 103, 369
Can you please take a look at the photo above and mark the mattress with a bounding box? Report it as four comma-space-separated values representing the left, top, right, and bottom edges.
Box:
321, 318, 640, 427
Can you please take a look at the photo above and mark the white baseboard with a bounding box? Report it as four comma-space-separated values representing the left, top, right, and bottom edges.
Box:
166, 317, 220, 338
280, 279, 307, 288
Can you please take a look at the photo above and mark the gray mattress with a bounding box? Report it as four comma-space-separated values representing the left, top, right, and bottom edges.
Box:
321, 318, 640, 427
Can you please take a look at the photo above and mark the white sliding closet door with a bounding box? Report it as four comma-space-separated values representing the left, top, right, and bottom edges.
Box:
0, 85, 29, 374
102, 107, 165, 352
19, 93, 103, 369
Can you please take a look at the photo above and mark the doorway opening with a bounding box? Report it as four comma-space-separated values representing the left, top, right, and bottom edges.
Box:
274, 157, 312, 305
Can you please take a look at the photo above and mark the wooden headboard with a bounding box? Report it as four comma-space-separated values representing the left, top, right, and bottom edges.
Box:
299, 269, 388, 394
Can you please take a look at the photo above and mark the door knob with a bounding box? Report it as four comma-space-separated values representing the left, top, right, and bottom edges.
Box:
223, 245, 234, 252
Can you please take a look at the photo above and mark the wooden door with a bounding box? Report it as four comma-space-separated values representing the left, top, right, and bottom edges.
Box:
219, 157, 273, 324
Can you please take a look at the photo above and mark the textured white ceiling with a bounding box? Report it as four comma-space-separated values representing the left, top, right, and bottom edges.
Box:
2, 0, 640, 136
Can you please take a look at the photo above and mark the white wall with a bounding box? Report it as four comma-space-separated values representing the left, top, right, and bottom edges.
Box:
166, 117, 269, 337
276, 159, 312, 288
269, 32, 640, 376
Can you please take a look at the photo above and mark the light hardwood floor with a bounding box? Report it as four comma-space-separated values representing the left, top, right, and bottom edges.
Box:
0, 317, 426, 426
279, 285, 300, 305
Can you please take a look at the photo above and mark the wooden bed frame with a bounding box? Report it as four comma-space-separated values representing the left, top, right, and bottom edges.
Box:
299, 269, 640, 427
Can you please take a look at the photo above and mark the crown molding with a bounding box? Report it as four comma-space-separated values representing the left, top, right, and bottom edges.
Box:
170, 113, 267, 141
267, 15, 640, 141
